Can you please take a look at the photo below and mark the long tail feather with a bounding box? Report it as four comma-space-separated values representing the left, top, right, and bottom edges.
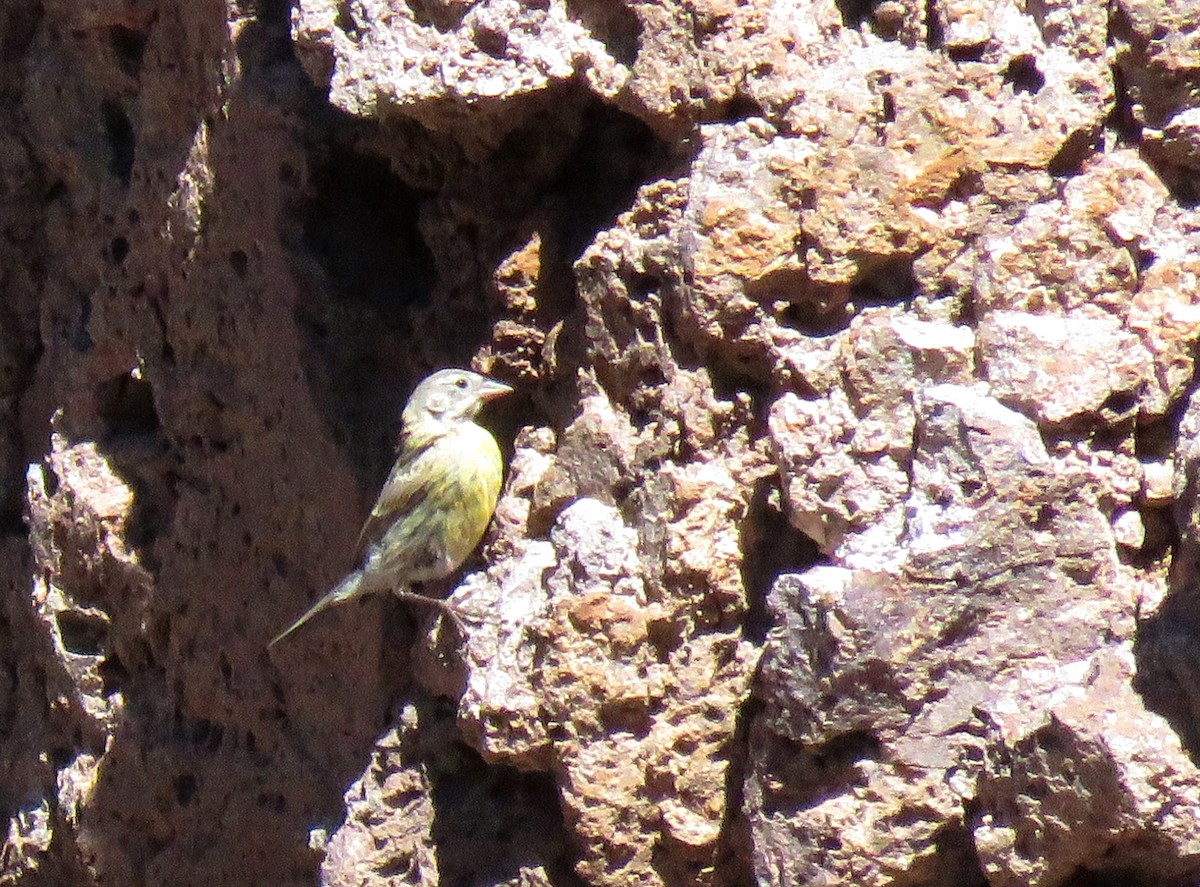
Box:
268, 571, 363, 648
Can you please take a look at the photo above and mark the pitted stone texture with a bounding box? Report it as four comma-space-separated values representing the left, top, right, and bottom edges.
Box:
456, 495, 759, 887
977, 311, 1152, 426
768, 310, 975, 561
749, 381, 1176, 886
292, 0, 623, 156
1115, 0, 1200, 170
319, 715, 439, 887
974, 660, 1200, 887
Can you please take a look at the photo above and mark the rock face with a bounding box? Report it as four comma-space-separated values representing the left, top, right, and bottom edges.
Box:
2, 0, 1200, 885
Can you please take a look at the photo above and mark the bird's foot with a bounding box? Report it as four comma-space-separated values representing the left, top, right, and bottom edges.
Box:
390, 589, 474, 635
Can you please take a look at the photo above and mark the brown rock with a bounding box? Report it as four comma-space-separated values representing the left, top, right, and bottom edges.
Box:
5, 0, 1200, 883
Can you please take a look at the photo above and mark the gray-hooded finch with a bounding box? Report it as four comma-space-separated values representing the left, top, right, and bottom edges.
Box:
269, 368, 512, 647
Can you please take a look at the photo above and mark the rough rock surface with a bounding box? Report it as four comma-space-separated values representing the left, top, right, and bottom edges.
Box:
3, 0, 1200, 885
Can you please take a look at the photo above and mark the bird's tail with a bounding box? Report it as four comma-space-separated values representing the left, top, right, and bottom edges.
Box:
268, 571, 364, 648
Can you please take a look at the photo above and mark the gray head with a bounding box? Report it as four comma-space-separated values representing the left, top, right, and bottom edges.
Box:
403, 368, 512, 426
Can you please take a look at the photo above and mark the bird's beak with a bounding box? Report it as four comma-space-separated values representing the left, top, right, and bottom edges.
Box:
478, 378, 513, 401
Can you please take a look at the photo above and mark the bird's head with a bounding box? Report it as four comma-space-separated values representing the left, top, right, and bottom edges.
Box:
404, 368, 512, 426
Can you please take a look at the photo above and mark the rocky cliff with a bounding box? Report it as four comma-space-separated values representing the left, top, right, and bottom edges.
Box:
2, 0, 1200, 885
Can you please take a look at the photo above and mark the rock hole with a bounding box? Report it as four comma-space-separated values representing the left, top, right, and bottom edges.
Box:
190, 718, 224, 751
925, 11, 944, 50
405, 0, 471, 31
174, 773, 197, 806
427, 746, 584, 886
228, 249, 248, 278
1047, 126, 1101, 176
300, 143, 436, 314
946, 43, 987, 62
101, 99, 136, 186
537, 100, 670, 265
565, 0, 641, 66
108, 236, 129, 264
473, 23, 508, 58
43, 179, 67, 203
881, 90, 896, 123
716, 93, 767, 124
1004, 54, 1044, 94
97, 654, 128, 695
835, 0, 876, 28
850, 255, 917, 306
57, 612, 107, 656
778, 296, 854, 337
927, 824, 989, 886
1099, 388, 1138, 419
96, 371, 159, 438
741, 474, 821, 643
109, 25, 148, 78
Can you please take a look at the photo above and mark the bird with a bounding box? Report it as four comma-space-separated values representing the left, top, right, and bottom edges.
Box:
269, 368, 512, 647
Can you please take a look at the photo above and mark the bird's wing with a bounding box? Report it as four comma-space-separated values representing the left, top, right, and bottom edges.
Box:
353, 428, 437, 559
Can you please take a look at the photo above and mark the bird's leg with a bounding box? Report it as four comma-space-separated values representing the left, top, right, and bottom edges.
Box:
390, 588, 469, 635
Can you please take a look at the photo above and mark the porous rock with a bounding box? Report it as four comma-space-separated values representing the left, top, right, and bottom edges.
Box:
5, 0, 1200, 883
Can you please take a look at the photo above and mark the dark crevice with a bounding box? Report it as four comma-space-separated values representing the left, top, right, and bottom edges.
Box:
73, 294, 94, 351
101, 99, 136, 186
109, 25, 148, 79
300, 144, 436, 315
714, 93, 767, 124
778, 294, 855, 338
537, 100, 671, 266
56, 612, 107, 657
1003, 54, 1044, 94
923, 824, 989, 887
419, 699, 584, 887
231, 0, 298, 70
925, 6, 945, 50
43, 179, 67, 203
835, 0, 876, 29
2, 5, 43, 64
404, 0, 471, 32
97, 655, 128, 696
881, 90, 896, 123
173, 773, 197, 806
1047, 126, 1100, 177
1059, 864, 1200, 887
228, 249, 248, 278
96, 372, 159, 438
95, 371, 175, 567
753, 726, 884, 815
741, 472, 819, 644
711, 692, 760, 887
850, 254, 918, 306
946, 43, 987, 63
565, 0, 641, 67
254, 0, 291, 28
0, 509, 26, 537
473, 23, 509, 59
108, 236, 129, 264
1107, 63, 1142, 144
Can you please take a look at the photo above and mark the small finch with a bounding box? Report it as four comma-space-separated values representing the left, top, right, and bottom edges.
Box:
269, 368, 512, 647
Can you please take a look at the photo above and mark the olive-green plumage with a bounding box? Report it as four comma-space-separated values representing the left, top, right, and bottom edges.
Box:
269, 368, 511, 647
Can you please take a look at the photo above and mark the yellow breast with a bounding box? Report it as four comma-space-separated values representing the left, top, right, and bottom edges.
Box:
369, 418, 504, 584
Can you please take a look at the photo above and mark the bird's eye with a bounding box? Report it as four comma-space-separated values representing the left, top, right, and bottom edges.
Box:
455, 377, 469, 389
